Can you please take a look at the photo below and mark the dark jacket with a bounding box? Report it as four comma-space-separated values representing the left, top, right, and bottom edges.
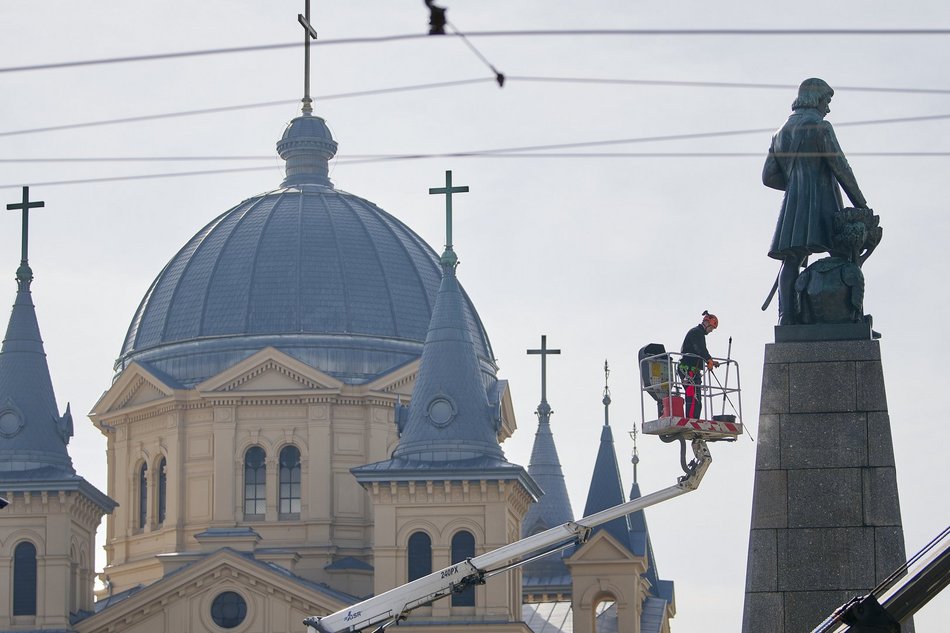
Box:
681, 324, 711, 369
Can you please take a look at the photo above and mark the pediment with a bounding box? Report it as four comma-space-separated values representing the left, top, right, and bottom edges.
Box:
570, 529, 639, 564
364, 358, 419, 396
197, 347, 344, 393
74, 549, 349, 633
93, 363, 175, 415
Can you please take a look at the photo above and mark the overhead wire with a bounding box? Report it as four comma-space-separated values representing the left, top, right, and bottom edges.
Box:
509, 76, 950, 96
4, 150, 950, 190
3, 111, 950, 171
446, 22, 505, 86
3, 75, 950, 140
4, 151, 950, 166
0, 78, 494, 138
4, 107, 950, 173
5, 30, 950, 187
4, 29, 950, 74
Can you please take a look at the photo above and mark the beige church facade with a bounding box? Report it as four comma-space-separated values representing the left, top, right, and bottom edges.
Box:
1, 102, 674, 632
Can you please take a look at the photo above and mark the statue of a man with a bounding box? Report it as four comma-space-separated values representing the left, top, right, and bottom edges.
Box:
763, 78, 870, 325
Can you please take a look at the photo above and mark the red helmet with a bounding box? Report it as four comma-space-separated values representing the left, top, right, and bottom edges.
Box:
702, 311, 719, 329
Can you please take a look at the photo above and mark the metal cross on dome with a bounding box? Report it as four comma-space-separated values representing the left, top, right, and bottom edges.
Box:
6, 186, 44, 288
298, 0, 319, 115
527, 335, 561, 406
428, 170, 469, 267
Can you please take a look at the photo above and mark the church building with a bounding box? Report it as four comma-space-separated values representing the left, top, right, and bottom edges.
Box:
1, 18, 675, 632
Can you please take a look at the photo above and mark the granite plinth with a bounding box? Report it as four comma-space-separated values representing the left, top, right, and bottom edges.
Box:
741, 338, 912, 633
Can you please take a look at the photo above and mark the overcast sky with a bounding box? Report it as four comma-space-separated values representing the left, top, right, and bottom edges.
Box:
2, 1, 948, 630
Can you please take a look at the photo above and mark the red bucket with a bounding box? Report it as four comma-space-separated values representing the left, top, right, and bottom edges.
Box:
662, 396, 685, 418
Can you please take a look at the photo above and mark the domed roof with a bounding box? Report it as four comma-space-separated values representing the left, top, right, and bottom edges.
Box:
117, 114, 495, 387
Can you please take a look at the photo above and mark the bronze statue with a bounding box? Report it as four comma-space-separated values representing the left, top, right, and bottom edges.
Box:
763, 78, 875, 325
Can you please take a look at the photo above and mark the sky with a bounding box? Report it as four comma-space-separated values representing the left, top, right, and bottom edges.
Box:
2, 1, 949, 630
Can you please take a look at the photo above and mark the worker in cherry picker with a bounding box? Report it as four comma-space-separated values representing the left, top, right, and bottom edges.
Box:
679, 311, 720, 419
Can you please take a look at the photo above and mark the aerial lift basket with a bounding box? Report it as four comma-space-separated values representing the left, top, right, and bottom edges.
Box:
639, 344, 743, 441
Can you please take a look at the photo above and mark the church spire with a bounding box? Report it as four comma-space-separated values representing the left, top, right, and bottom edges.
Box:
582, 359, 632, 549
521, 335, 574, 597
0, 188, 74, 475
389, 171, 503, 463
522, 335, 572, 534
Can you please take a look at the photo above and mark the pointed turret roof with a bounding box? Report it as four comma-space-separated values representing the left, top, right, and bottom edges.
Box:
0, 202, 115, 512
522, 401, 574, 534
578, 364, 674, 605
582, 365, 632, 549
521, 396, 575, 596
387, 256, 505, 464
353, 185, 538, 499
0, 265, 74, 476
583, 421, 633, 549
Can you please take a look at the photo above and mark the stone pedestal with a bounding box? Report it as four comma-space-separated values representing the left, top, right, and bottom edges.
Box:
741, 339, 912, 632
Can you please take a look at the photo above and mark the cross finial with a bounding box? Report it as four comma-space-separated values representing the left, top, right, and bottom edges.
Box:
298, 0, 319, 115
527, 335, 561, 413
630, 419, 640, 484
603, 359, 611, 425
6, 186, 45, 290
428, 170, 469, 268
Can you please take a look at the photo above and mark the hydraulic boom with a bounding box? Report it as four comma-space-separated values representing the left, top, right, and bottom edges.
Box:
304, 438, 713, 633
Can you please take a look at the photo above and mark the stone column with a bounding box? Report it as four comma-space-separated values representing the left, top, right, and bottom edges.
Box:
742, 338, 911, 632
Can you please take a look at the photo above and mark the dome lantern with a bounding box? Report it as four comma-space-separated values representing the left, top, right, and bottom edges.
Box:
276, 114, 338, 187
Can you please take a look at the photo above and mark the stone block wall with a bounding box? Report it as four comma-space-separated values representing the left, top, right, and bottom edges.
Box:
741, 339, 912, 632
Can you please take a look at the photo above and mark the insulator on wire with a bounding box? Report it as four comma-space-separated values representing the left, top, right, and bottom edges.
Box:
424, 0, 447, 35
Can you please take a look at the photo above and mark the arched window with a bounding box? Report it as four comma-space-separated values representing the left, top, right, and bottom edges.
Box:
451, 531, 476, 606
243, 447, 266, 518
407, 532, 432, 582
278, 445, 301, 516
137, 462, 148, 529
13, 541, 37, 616
157, 457, 167, 525
69, 545, 78, 614
594, 598, 617, 633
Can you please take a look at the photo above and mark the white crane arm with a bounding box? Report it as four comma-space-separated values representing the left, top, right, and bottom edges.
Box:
305, 438, 711, 633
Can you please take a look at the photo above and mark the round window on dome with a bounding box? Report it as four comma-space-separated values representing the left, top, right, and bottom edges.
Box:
0, 410, 23, 438
427, 397, 456, 428
210, 591, 247, 629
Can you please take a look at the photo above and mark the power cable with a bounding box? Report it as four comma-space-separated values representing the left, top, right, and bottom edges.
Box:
447, 23, 505, 86
4, 29, 950, 74
5, 151, 950, 165
509, 76, 950, 96
4, 75, 950, 140
0, 156, 275, 163
4, 151, 950, 190
0, 78, 493, 138
4, 111, 950, 164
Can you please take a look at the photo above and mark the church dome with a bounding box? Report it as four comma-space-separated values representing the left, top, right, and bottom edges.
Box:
116, 114, 495, 387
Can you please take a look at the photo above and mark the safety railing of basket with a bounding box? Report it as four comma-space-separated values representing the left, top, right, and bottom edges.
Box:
639, 352, 742, 424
